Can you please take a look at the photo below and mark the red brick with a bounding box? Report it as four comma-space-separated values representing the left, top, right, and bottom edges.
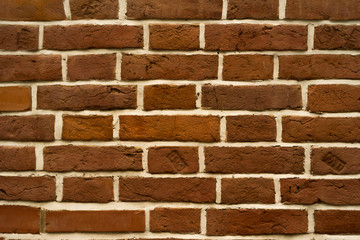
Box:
0, 86, 31, 111
0, 25, 38, 51
205, 147, 304, 174
62, 115, 113, 141
149, 24, 199, 50
0, 55, 62, 82
46, 210, 145, 232
315, 210, 360, 234
119, 115, 220, 142
44, 25, 143, 50
227, 0, 278, 19
315, 25, 360, 50
281, 179, 360, 205
0, 205, 40, 233
308, 84, 360, 112
222, 178, 275, 204
43, 145, 142, 172
0, 176, 56, 202
144, 85, 196, 110
63, 177, 114, 203
0, 0, 65, 21
207, 209, 308, 235
119, 177, 216, 203
0, 146, 36, 171
38, 85, 136, 110
0, 115, 55, 141
282, 116, 360, 142
121, 54, 218, 80
279, 55, 360, 80
70, 0, 118, 19
148, 147, 199, 174
127, 0, 222, 19
311, 147, 360, 175
202, 85, 302, 110
67, 54, 116, 81
286, 0, 360, 20
222, 55, 273, 81
226, 115, 276, 142
205, 24, 307, 51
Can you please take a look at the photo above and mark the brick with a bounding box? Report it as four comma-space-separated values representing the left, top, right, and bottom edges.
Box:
307, 84, 360, 112
0, 25, 38, 51
281, 179, 360, 205
227, 0, 278, 19
226, 115, 277, 142
205, 147, 304, 174
202, 85, 302, 110
207, 209, 308, 235
311, 147, 360, 175
315, 25, 360, 50
62, 115, 113, 141
144, 85, 196, 110
0, 86, 31, 111
0, 115, 54, 141
43, 145, 142, 172
0, 0, 65, 21
67, 54, 116, 81
63, 177, 113, 203
0, 55, 62, 82
38, 85, 136, 110
205, 24, 307, 51
279, 55, 360, 80
121, 54, 218, 80
127, 0, 222, 19
70, 0, 118, 19
44, 25, 143, 50
46, 210, 145, 232
119, 115, 220, 142
282, 116, 360, 142
286, 0, 360, 20
315, 210, 360, 234
0, 206, 40, 233
222, 55, 273, 81
0, 146, 36, 171
222, 178, 275, 204
119, 177, 216, 203
149, 24, 199, 50
148, 147, 199, 174
0, 176, 56, 202
150, 208, 200, 233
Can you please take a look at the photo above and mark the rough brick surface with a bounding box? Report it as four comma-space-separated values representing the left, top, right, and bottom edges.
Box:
70, 0, 119, 19
315, 210, 360, 234
0, 25, 38, 51
0, 86, 31, 111
0, 206, 40, 233
227, 0, 279, 19
315, 25, 360, 50
0, 146, 36, 171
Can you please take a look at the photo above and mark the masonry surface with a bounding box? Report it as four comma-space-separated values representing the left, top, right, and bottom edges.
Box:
0, 0, 359, 239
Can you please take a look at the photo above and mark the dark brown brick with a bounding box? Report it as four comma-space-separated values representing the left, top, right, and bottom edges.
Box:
227, 0, 279, 19
70, 0, 118, 19
315, 210, 360, 234
0, 146, 36, 171
0, 25, 38, 51
315, 25, 360, 50
0, 206, 40, 233
0, 86, 31, 112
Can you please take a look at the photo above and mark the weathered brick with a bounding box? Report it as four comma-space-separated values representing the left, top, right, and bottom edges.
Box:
0, 25, 38, 51
0, 86, 31, 111
46, 210, 145, 232
121, 54, 218, 80
44, 25, 143, 50
205, 24, 307, 51
227, 0, 279, 19
0, 146, 36, 171
0, 176, 56, 202
0, 115, 55, 141
119, 115, 220, 142
315, 210, 360, 234
282, 116, 360, 142
38, 85, 136, 110
202, 85, 302, 110
144, 85, 196, 110
70, 0, 118, 19
205, 147, 304, 174
0, 55, 62, 82
207, 209, 308, 235
119, 177, 216, 203
315, 25, 360, 50
62, 115, 113, 141
279, 55, 360, 80
226, 115, 277, 142
0, 206, 40, 233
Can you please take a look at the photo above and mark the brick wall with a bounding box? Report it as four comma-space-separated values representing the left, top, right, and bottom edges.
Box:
0, 0, 359, 239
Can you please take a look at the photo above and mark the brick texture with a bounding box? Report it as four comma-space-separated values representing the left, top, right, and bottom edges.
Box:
227, 0, 279, 19
0, 146, 36, 171
0, 86, 31, 111
0, 206, 40, 233
315, 210, 360, 234
315, 25, 360, 50
0, 25, 38, 51
70, 0, 119, 20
